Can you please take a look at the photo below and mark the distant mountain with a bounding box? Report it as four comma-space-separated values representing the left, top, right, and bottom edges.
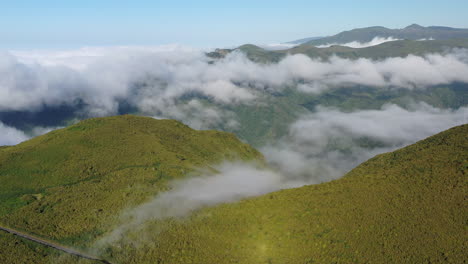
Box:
287, 36, 324, 45
103, 124, 468, 263
208, 39, 468, 63
286, 38, 468, 59
303, 24, 468, 46
208, 25, 468, 63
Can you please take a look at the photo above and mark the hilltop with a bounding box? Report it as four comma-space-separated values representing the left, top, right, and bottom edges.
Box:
102, 124, 468, 263
0, 115, 263, 263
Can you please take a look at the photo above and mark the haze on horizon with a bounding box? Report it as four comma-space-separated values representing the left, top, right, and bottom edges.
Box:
1, 0, 468, 49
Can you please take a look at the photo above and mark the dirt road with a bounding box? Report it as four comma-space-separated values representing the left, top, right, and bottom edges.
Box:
0, 225, 112, 264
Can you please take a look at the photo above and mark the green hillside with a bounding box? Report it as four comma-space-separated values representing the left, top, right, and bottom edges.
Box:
0, 115, 263, 263
102, 124, 468, 263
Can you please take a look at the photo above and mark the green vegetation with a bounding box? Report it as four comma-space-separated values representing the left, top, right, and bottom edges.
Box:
225, 89, 309, 146
103, 124, 467, 264
0, 232, 54, 264
0, 115, 263, 262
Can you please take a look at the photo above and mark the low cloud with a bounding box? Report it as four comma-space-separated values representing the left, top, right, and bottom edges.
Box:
260, 43, 298, 50
317, 36, 400, 48
148, 99, 239, 130
0, 122, 29, 146
2, 46, 468, 119
0, 123, 63, 146
263, 103, 468, 183
97, 163, 283, 245
283, 51, 468, 90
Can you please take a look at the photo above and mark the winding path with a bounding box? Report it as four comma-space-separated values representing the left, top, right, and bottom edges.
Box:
0, 225, 112, 264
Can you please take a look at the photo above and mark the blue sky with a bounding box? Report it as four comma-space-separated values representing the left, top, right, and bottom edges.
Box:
1, 0, 468, 49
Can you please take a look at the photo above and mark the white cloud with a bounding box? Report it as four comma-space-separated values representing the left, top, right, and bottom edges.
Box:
317, 36, 400, 48
0, 122, 29, 146
10, 45, 199, 71
97, 163, 282, 245
2, 47, 468, 118
260, 43, 298, 50
263, 103, 468, 183
0, 122, 63, 146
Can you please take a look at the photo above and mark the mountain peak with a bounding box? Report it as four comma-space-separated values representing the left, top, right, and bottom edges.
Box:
405, 24, 425, 30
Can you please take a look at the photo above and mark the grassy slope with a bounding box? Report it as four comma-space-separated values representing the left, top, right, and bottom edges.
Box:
0, 115, 263, 262
107, 124, 467, 264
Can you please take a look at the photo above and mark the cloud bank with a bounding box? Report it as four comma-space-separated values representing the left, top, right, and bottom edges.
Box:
260, 43, 298, 50
0, 122, 62, 146
317, 36, 400, 48
263, 103, 468, 183
2, 46, 468, 119
0, 122, 29, 146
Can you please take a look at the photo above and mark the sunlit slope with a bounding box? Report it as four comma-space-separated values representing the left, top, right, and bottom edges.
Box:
109, 124, 467, 263
0, 115, 262, 252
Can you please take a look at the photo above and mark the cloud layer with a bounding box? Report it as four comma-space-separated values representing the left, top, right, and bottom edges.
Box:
0, 122, 62, 146
260, 43, 298, 50
263, 103, 468, 183
2, 46, 468, 120
0, 122, 29, 146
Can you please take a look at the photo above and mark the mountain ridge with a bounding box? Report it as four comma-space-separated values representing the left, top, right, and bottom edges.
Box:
300, 24, 468, 46
207, 38, 468, 63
